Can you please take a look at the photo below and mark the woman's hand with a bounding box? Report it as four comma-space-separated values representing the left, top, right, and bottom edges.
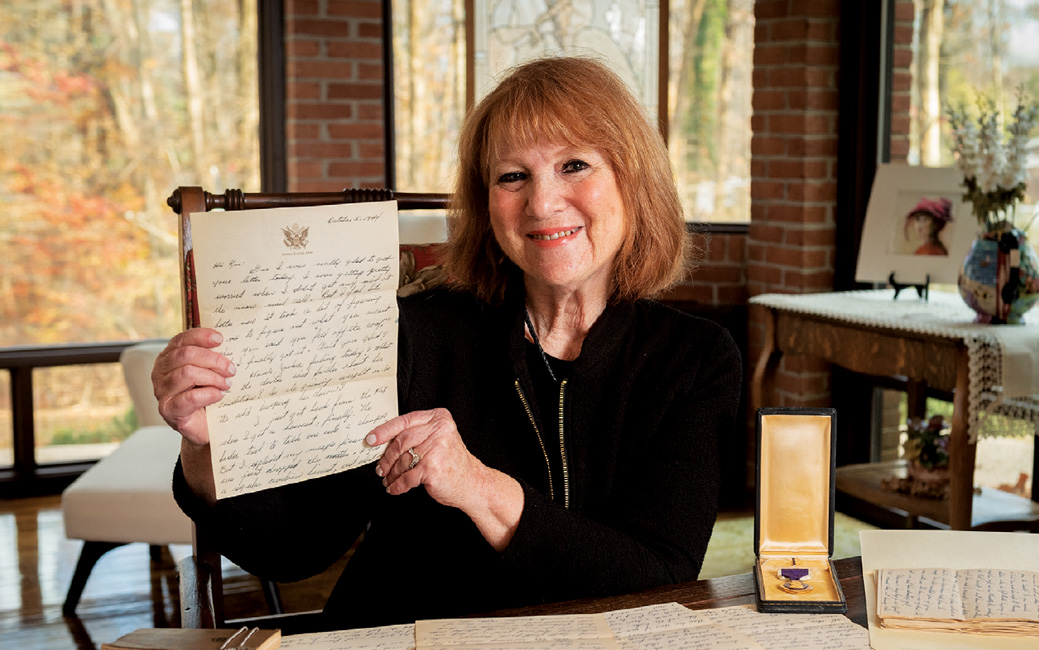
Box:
151, 328, 235, 447
366, 408, 524, 550
368, 408, 478, 506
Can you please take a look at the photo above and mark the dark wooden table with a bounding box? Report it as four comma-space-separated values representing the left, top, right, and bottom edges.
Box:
490, 556, 867, 628
182, 556, 867, 633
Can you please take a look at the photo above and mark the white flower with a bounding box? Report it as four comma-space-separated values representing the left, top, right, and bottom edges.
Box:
945, 90, 1038, 230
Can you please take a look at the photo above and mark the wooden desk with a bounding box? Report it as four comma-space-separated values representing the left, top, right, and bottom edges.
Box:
750, 291, 1039, 531
181, 556, 867, 632
491, 556, 867, 628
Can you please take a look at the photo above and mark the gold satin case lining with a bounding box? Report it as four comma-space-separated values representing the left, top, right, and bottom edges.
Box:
754, 409, 846, 611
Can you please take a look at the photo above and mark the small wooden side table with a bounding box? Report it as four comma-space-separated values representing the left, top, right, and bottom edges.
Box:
750, 291, 1039, 531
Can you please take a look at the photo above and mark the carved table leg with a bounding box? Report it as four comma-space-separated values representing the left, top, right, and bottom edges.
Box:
751, 305, 780, 412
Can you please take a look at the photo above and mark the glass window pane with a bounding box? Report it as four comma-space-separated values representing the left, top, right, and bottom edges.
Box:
34, 364, 133, 465
0, 1, 260, 348
896, 0, 1039, 235
668, 0, 755, 222
392, 0, 466, 193
392, 1, 753, 223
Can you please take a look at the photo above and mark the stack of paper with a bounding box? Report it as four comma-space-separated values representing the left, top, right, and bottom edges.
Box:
278, 602, 869, 650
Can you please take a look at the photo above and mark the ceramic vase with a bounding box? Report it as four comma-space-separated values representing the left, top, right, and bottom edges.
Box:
957, 224, 1039, 324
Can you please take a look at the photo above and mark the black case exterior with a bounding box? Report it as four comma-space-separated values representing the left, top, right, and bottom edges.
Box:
753, 407, 847, 614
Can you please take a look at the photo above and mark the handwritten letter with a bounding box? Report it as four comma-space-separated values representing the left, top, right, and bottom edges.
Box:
191, 201, 399, 499
272, 604, 871, 650
415, 613, 619, 650
605, 604, 869, 650
279, 624, 415, 650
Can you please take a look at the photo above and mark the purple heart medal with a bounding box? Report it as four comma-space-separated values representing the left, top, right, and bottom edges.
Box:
777, 558, 813, 593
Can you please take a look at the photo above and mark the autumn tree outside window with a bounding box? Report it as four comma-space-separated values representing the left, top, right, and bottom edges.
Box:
0, 0, 259, 466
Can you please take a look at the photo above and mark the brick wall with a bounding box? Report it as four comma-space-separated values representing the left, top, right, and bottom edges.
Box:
890, 0, 914, 163
744, 0, 916, 412
746, 0, 842, 409
664, 231, 748, 306
284, 0, 387, 192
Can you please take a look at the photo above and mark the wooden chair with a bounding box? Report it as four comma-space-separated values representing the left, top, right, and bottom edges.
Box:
167, 187, 450, 629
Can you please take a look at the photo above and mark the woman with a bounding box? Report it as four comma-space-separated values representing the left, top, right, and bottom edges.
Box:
154, 57, 741, 629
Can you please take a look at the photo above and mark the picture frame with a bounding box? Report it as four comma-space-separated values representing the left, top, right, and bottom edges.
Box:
465, 0, 668, 135
855, 164, 974, 286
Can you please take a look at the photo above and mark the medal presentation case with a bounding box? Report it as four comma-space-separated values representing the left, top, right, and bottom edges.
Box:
753, 407, 847, 614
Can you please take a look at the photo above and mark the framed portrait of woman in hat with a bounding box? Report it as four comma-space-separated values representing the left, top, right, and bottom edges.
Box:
855, 164, 974, 286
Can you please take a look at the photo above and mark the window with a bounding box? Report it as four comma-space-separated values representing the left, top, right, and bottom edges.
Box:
878, 0, 1038, 489
391, 0, 466, 194
894, 0, 1039, 229
391, 0, 754, 223
667, 0, 755, 223
0, 0, 260, 465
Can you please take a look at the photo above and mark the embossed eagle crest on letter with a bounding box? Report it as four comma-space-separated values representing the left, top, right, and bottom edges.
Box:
282, 223, 309, 250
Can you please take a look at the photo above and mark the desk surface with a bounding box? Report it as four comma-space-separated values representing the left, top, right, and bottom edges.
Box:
490, 556, 867, 627
183, 556, 867, 636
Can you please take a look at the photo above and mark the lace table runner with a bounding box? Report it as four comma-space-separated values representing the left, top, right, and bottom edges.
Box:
750, 290, 1039, 441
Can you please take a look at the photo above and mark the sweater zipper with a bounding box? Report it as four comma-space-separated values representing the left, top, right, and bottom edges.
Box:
557, 379, 570, 509
514, 380, 555, 503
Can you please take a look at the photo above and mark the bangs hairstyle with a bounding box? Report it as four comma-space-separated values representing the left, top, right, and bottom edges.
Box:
440, 56, 691, 304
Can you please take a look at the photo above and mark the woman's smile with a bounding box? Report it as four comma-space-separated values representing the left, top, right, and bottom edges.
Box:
527, 226, 583, 245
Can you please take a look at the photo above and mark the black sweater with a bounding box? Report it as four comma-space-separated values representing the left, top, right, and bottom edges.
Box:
173, 287, 742, 629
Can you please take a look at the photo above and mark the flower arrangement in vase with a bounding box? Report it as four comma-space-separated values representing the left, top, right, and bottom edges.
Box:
946, 91, 1039, 323
883, 415, 951, 499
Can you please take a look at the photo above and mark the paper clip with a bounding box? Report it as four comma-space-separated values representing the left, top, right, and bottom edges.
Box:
219, 626, 259, 650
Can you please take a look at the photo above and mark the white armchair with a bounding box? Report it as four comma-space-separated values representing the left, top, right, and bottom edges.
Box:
60, 341, 192, 615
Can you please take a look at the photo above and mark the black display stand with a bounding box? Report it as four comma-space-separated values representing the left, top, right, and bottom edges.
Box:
888, 272, 930, 300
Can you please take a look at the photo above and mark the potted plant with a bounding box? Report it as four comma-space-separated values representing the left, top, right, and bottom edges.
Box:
902, 415, 951, 497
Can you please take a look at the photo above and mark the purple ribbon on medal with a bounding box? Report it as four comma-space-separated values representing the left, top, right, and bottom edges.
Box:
780, 567, 810, 581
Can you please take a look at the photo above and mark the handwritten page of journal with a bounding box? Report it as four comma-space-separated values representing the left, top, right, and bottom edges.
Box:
861, 529, 1039, 650
190, 201, 399, 499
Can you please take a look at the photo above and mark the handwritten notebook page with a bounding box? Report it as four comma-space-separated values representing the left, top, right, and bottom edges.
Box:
861, 529, 1039, 650
960, 569, 1039, 622
875, 568, 964, 622
876, 567, 1039, 631
191, 201, 399, 499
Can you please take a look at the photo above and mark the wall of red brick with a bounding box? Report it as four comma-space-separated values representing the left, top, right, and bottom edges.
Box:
743, 0, 916, 412
746, 0, 842, 409
664, 231, 748, 306
284, 0, 386, 192
890, 0, 914, 163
